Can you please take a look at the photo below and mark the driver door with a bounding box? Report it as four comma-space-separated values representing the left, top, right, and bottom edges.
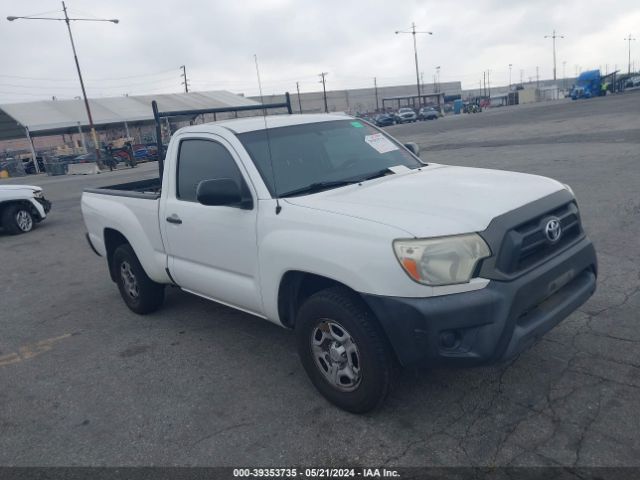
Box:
160, 135, 263, 316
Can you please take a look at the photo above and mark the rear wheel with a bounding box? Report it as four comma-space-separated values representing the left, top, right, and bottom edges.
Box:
2, 204, 34, 234
113, 244, 165, 314
296, 287, 396, 413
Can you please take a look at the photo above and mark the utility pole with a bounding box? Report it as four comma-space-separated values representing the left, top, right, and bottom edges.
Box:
373, 77, 379, 112
319, 72, 328, 113
7, 2, 119, 169
395, 22, 433, 106
483, 71, 486, 98
508, 64, 513, 89
436, 66, 441, 93
624, 35, 636, 75
520, 69, 524, 85
487, 69, 491, 98
296, 81, 302, 113
536, 66, 540, 88
180, 65, 189, 93
544, 29, 564, 81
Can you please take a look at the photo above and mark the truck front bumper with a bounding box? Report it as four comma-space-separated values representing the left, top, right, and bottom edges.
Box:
361, 236, 597, 367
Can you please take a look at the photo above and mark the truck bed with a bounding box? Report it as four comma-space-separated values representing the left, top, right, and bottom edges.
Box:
84, 178, 161, 200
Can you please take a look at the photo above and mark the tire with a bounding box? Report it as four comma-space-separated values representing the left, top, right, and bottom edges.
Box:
112, 244, 165, 314
295, 287, 396, 413
1, 204, 34, 234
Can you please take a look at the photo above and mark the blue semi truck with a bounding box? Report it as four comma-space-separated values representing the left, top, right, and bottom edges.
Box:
570, 70, 610, 100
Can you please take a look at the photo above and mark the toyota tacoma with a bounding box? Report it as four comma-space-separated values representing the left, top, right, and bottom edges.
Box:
81, 113, 597, 413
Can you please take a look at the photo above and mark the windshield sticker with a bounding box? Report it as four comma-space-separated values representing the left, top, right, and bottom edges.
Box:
389, 165, 410, 174
350, 121, 364, 128
364, 133, 399, 154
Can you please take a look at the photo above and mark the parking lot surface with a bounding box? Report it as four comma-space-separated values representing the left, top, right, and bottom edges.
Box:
1, 92, 639, 467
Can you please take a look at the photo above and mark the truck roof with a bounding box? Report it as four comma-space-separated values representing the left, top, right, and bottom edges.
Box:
178, 113, 350, 135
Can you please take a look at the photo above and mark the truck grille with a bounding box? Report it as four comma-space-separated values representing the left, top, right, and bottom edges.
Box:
495, 201, 583, 274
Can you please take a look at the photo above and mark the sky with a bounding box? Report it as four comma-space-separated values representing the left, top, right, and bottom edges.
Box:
0, 0, 639, 103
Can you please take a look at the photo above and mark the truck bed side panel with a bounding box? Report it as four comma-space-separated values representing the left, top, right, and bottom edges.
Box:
81, 192, 170, 284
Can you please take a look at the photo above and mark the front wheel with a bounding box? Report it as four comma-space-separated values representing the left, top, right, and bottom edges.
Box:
2, 204, 34, 234
113, 244, 165, 314
296, 287, 396, 413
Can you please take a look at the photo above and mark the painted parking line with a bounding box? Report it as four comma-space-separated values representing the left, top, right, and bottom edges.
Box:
0, 333, 72, 367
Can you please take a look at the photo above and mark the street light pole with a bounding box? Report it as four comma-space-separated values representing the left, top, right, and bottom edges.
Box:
395, 23, 433, 107
7, 2, 119, 169
624, 35, 636, 75
544, 29, 564, 81
509, 63, 513, 89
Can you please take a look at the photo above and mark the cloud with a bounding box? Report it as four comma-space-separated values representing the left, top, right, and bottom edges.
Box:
0, 0, 638, 103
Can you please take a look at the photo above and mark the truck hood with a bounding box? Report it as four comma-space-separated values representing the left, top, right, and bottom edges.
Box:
284, 165, 565, 237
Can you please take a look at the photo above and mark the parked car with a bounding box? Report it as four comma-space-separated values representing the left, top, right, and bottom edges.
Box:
0, 185, 51, 234
132, 144, 149, 160
373, 114, 395, 127
395, 107, 417, 123
418, 107, 439, 120
82, 113, 597, 413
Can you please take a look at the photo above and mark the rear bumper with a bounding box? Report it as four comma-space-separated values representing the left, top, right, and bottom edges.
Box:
361, 236, 597, 367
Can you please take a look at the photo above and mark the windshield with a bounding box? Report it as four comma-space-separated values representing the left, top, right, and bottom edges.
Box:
399, 108, 413, 113
238, 119, 422, 197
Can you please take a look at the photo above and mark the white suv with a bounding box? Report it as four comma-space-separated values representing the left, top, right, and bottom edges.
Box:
0, 185, 52, 234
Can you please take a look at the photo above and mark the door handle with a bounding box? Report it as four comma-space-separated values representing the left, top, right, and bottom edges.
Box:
166, 214, 182, 225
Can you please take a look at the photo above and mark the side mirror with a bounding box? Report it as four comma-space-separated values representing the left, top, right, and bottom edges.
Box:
404, 142, 420, 157
196, 178, 252, 209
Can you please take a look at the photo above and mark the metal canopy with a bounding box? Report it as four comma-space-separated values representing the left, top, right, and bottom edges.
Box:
0, 90, 260, 140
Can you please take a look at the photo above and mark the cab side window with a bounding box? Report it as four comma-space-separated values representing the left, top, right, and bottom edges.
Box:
176, 139, 246, 202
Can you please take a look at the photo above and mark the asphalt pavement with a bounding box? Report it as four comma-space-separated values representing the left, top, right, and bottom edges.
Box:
1, 92, 639, 467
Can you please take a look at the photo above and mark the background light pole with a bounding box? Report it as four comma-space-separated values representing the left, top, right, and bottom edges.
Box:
624, 35, 636, 75
508, 63, 513, 89
544, 29, 564, 81
7, 2, 119, 168
395, 23, 433, 106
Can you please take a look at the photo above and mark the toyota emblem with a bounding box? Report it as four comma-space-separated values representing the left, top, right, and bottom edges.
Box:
544, 217, 562, 243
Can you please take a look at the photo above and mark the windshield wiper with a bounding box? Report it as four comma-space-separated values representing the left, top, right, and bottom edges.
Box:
280, 179, 359, 198
279, 168, 395, 198
355, 168, 394, 183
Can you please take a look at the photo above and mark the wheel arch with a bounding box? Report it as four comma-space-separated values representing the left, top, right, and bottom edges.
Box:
277, 271, 379, 330
0, 199, 42, 221
104, 228, 131, 282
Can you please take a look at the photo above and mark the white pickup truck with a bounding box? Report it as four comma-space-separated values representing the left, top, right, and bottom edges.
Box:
81, 113, 597, 413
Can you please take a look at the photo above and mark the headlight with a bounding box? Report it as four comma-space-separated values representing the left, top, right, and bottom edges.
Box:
33, 190, 44, 199
563, 183, 575, 196
393, 234, 491, 286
